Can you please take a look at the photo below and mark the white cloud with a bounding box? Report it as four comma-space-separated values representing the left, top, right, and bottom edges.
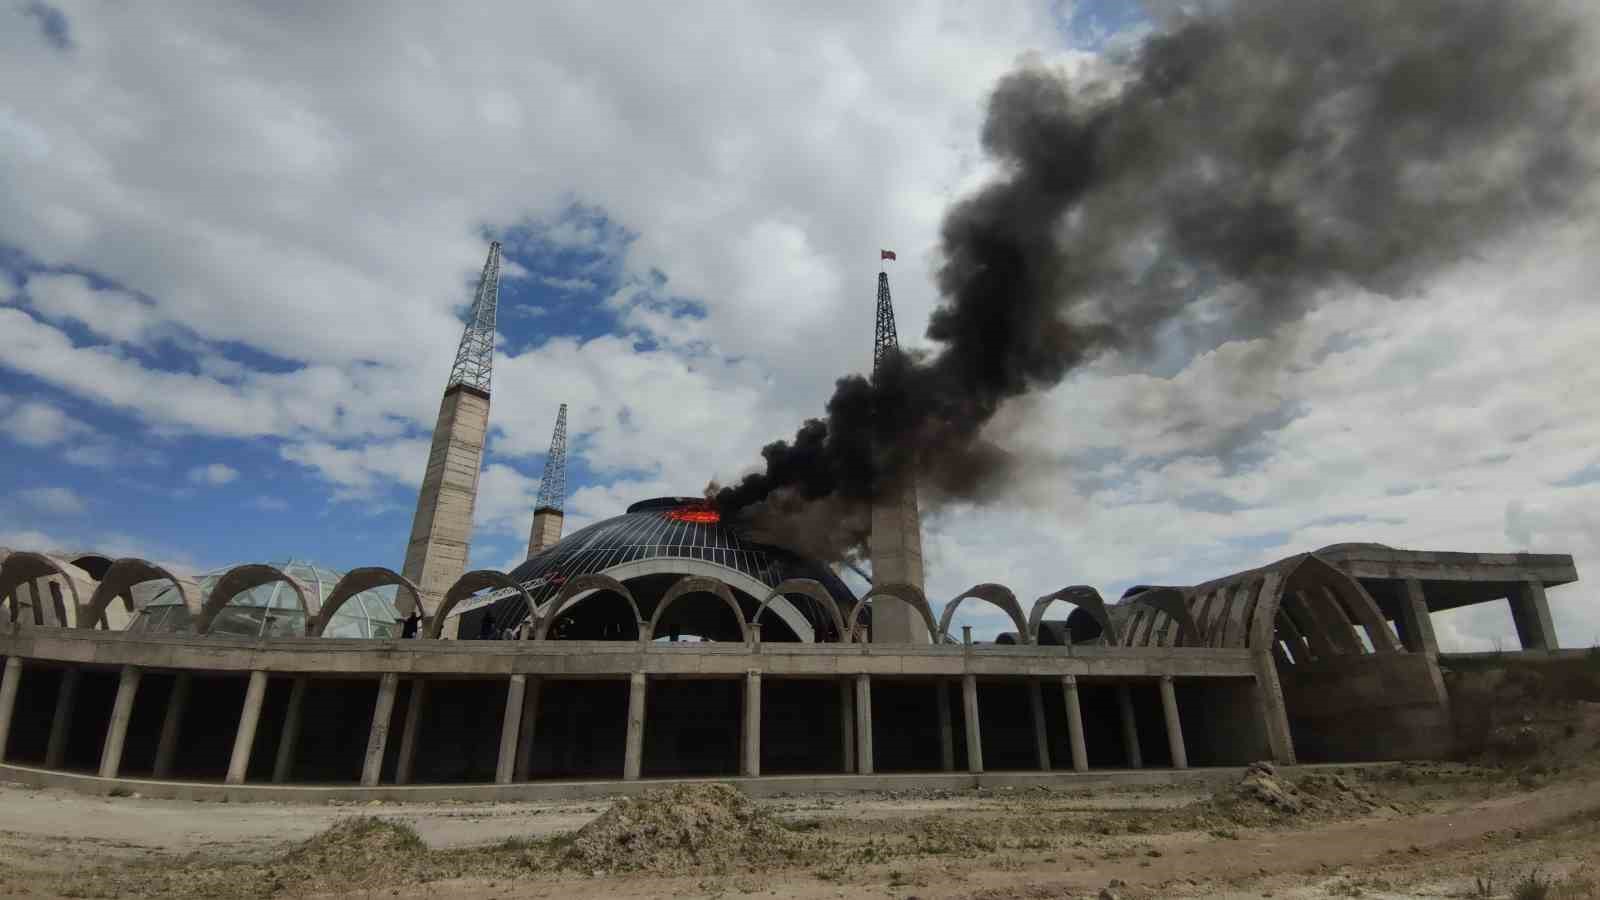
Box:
279, 438, 430, 497
187, 462, 239, 486
23, 272, 163, 345
1, 399, 93, 446
19, 486, 86, 515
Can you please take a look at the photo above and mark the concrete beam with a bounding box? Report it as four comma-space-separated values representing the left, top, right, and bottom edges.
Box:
936, 681, 954, 772
1510, 580, 1559, 651
1252, 652, 1297, 765
45, 666, 80, 768
98, 665, 141, 778
1159, 675, 1187, 770
743, 670, 761, 777
1396, 578, 1440, 654
496, 674, 526, 785
272, 676, 307, 784
962, 673, 983, 774
226, 671, 268, 785
1061, 674, 1088, 773
513, 677, 541, 782
362, 673, 400, 787
623, 672, 646, 780
0, 657, 19, 763
152, 672, 190, 778
1117, 684, 1142, 769
1029, 679, 1051, 771
395, 679, 427, 786
853, 673, 873, 775
838, 679, 855, 774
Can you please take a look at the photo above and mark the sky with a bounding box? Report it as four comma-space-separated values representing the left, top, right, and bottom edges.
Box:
1, 0, 1597, 649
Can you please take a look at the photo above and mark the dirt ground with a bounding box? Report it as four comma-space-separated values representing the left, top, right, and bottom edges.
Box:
0, 759, 1597, 900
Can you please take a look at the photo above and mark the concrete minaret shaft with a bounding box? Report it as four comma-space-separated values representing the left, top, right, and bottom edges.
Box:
868, 262, 929, 643
402, 241, 501, 614
526, 403, 568, 558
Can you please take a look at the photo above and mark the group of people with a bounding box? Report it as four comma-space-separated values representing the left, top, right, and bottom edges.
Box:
390, 609, 527, 640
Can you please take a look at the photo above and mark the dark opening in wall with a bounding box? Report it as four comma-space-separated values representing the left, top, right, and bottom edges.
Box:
644, 678, 740, 776
173, 675, 250, 781
61, 668, 118, 773
118, 671, 176, 776
871, 679, 947, 772
526, 678, 628, 779
977, 680, 1041, 771
760, 677, 848, 774
287, 678, 382, 783
410, 678, 506, 783
5, 663, 63, 764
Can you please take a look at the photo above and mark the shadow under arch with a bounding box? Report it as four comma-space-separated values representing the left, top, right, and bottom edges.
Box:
533, 574, 643, 640
0, 551, 85, 627
647, 575, 750, 643
429, 570, 533, 639
1119, 587, 1205, 648
196, 564, 314, 635
309, 567, 426, 637
1029, 586, 1119, 646
936, 583, 1029, 645
845, 581, 943, 643
83, 558, 195, 631
752, 578, 847, 643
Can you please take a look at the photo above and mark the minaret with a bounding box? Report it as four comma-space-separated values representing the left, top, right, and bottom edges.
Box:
868, 255, 929, 643
402, 241, 501, 615
526, 403, 568, 557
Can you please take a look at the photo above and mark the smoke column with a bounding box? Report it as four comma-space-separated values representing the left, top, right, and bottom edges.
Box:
715, 0, 1598, 558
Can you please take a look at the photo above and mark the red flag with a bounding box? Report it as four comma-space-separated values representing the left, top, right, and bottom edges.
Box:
881, 249, 896, 261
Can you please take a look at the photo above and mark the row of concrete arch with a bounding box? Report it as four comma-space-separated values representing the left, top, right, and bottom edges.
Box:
0, 546, 1400, 658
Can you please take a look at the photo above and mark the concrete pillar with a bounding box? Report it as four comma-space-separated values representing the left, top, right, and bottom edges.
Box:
362, 673, 400, 787
272, 676, 308, 784
0, 657, 19, 762
1029, 679, 1052, 771
513, 677, 542, 781
961, 673, 983, 774
1252, 652, 1297, 764
935, 681, 955, 772
395, 679, 427, 785
153, 672, 190, 778
98, 665, 142, 778
401, 383, 491, 614
1396, 579, 1439, 655
868, 475, 928, 643
46, 667, 81, 768
226, 670, 269, 785
1159, 675, 1188, 770
1061, 675, 1088, 773
853, 673, 874, 775
527, 508, 564, 558
1509, 580, 1558, 651
1117, 683, 1142, 769
838, 679, 855, 774
495, 674, 527, 785
743, 670, 761, 777
624, 672, 647, 780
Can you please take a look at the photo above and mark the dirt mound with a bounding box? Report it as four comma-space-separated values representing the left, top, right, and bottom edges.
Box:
278, 816, 427, 872
1207, 762, 1396, 827
561, 783, 826, 873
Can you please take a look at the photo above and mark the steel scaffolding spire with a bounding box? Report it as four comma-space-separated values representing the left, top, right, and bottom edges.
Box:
873, 269, 899, 375
447, 241, 502, 393
535, 403, 568, 514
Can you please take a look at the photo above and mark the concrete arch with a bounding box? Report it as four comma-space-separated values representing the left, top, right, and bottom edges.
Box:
845, 582, 942, 643
1246, 554, 1396, 656
83, 559, 195, 631
576, 557, 816, 643
648, 575, 749, 643
429, 570, 533, 639
753, 579, 848, 643
533, 574, 643, 640
310, 568, 425, 637
0, 551, 84, 627
1121, 587, 1204, 647
1028, 586, 1118, 646
937, 583, 1029, 645
196, 564, 314, 635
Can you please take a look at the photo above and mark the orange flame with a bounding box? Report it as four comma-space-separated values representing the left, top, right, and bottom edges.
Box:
667, 505, 721, 524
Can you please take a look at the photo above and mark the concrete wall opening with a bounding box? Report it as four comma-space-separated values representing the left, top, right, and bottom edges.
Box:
977, 680, 1043, 771
642, 677, 740, 776
760, 678, 849, 774
407, 678, 506, 783
871, 679, 951, 772
525, 679, 628, 779
1174, 678, 1267, 767
282, 678, 380, 783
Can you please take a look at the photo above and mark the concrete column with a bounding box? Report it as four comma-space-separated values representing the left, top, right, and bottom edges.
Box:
961, 673, 983, 774
624, 672, 647, 780
395, 679, 427, 785
226, 671, 269, 785
1117, 683, 1143, 769
1509, 580, 1558, 651
495, 674, 527, 785
1252, 652, 1297, 765
853, 673, 874, 775
838, 679, 855, 774
935, 681, 955, 772
46, 667, 82, 768
868, 475, 928, 643
1159, 675, 1188, 770
272, 676, 308, 784
362, 673, 400, 787
743, 670, 761, 777
401, 383, 491, 614
99, 665, 142, 778
153, 672, 191, 778
513, 677, 542, 781
1397, 579, 1439, 655
1029, 679, 1052, 771
0, 657, 20, 762
1061, 675, 1088, 773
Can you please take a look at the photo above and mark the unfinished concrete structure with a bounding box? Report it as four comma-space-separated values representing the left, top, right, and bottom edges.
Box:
868, 266, 930, 644
402, 242, 501, 614
525, 403, 568, 559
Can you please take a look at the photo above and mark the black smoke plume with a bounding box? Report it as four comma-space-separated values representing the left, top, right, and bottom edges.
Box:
715, 0, 1597, 559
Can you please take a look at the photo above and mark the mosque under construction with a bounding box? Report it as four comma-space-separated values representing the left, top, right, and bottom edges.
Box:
0, 242, 1583, 799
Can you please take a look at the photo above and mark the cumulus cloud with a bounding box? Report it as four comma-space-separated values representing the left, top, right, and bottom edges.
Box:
187, 462, 239, 486
22, 272, 164, 345
19, 486, 86, 515
1, 399, 93, 446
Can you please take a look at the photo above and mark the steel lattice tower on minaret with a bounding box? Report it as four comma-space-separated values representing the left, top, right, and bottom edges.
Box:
402, 241, 501, 619
868, 252, 929, 643
526, 403, 568, 558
